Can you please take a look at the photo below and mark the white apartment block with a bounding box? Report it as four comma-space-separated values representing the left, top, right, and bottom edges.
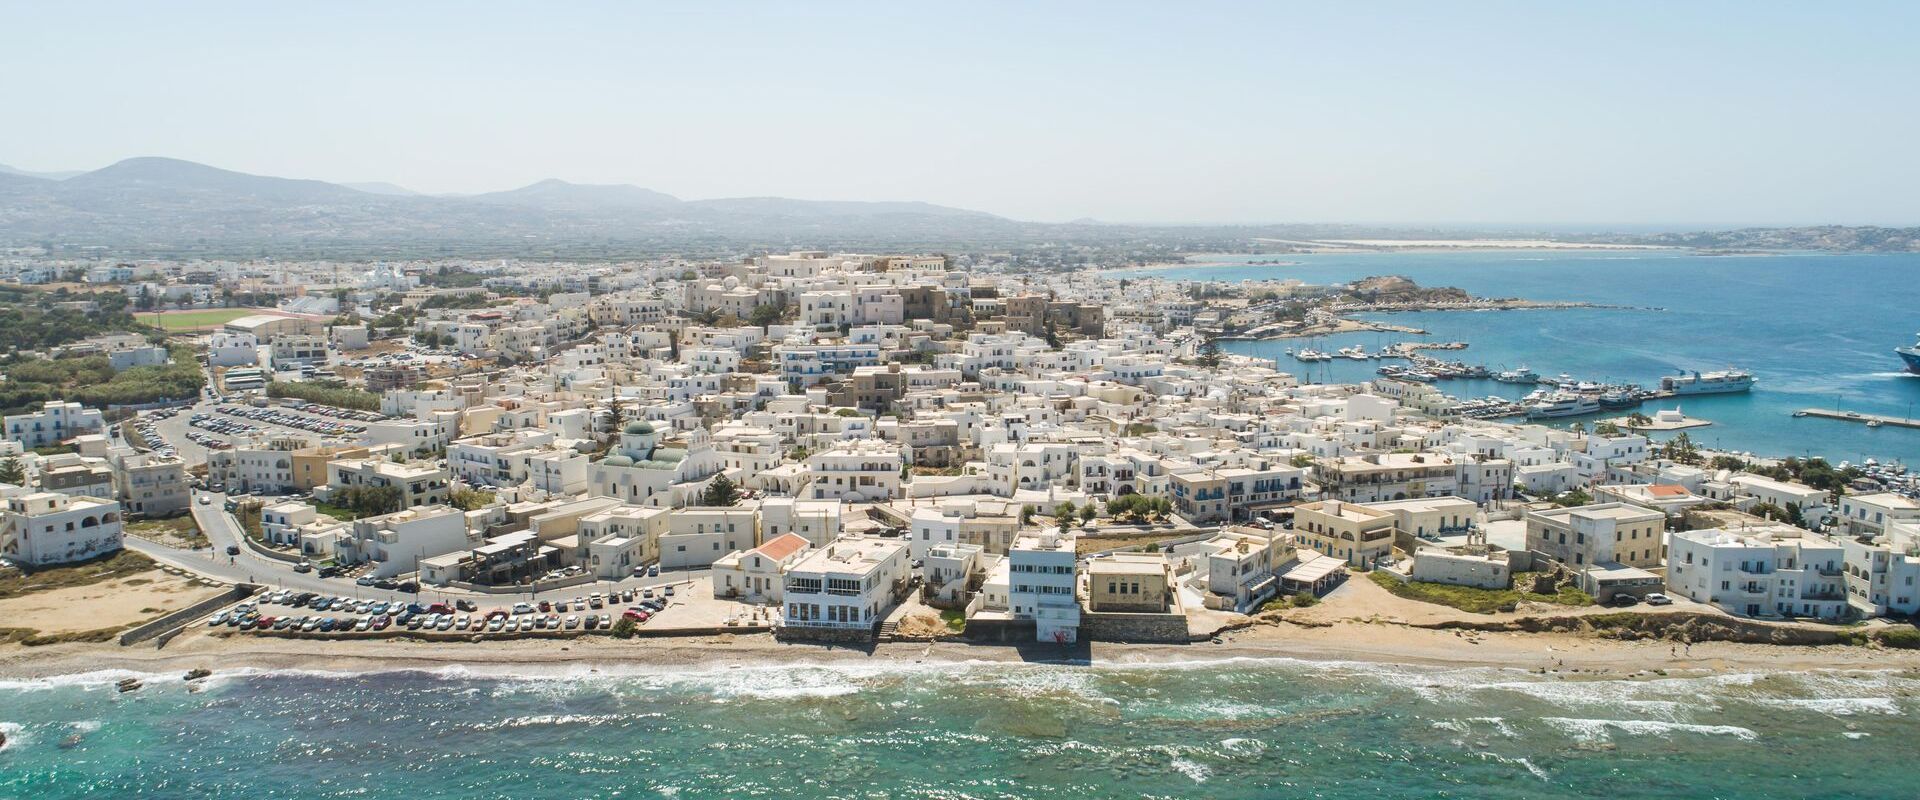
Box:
4, 402, 105, 449
1008, 528, 1080, 643
781, 534, 911, 632
1667, 526, 1849, 620
2, 492, 123, 566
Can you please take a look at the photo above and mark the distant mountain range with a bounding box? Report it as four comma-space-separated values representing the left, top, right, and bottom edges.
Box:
1, 156, 1915, 257
0, 156, 1019, 253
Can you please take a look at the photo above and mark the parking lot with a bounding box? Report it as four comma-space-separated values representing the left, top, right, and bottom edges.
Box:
205, 578, 739, 639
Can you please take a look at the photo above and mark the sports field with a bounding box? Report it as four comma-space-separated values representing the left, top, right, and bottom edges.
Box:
139, 308, 276, 331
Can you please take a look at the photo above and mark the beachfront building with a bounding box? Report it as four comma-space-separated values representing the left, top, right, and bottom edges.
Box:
780, 534, 911, 636
4, 402, 106, 449
713, 532, 813, 603
1180, 529, 1296, 612
1840, 521, 1920, 617
1009, 528, 1080, 643
1666, 526, 1849, 620
1409, 547, 1512, 590
1292, 499, 1396, 567
1524, 503, 1666, 570
1, 492, 123, 566
1085, 552, 1172, 613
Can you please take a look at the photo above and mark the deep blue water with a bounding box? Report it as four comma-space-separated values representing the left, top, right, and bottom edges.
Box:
1136, 250, 1920, 464
2, 661, 1917, 799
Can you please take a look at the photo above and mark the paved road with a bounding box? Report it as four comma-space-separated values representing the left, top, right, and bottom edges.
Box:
127, 491, 704, 609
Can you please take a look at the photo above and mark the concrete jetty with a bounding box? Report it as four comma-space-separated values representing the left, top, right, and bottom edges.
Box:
1794, 408, 1920, 430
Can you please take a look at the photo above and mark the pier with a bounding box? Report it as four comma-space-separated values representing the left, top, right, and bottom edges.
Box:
1795, 408, 1920, 430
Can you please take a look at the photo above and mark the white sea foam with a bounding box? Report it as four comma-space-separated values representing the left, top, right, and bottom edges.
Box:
0, 722, 22, 752
1217, 737, 1267, 758
1477, 752, 1550, 782
1168, 757, 1212, 783
1544, 717, 1758, 743
68, 720, 102, 734
469, 712, 665, 731
1754, 697, 1903, 717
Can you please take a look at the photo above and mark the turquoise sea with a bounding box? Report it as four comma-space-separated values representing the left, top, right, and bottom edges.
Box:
2, 660, 1917, 799
1140, 250, 1920, 465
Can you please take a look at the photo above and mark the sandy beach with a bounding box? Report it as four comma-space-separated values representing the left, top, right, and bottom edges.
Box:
5, 613, 1916, 685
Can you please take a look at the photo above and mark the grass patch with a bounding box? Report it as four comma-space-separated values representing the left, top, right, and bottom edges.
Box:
0, 624, 132, 646
0, 550, 156, 599
312, 501, 366, 521
1367, 570, 1594, 615
139, 308, 267, 331
127, 515, 207, 548
939, 608, 967, 634
1261, 593, 1322, 613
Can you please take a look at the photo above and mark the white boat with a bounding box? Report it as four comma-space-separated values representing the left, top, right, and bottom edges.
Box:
1493, 366, 1538, 383
1337, 346, 1370, 360
1660, 369, 1755, 395
1525, 392, 1601, 419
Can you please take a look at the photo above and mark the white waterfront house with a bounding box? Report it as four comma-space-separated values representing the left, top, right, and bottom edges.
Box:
1666, 525, 1850, 620
1, 491, 123, 566
1009, 527, 1080, 643
780, 534, 910, 632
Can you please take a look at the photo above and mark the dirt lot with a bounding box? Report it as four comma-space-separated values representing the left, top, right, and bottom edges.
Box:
0, 569, 224, 635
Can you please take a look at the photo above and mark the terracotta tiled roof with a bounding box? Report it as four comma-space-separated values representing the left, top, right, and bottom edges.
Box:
755, 532, 811, 561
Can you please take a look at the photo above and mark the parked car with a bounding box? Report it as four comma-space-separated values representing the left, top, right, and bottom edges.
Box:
1644, 592, 1674, 606
1609, 593, 1641, 607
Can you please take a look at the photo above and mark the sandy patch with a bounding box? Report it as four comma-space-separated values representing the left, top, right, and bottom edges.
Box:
0, 570, 224, 635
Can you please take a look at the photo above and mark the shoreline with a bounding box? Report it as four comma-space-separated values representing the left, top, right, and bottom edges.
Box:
7, 618, 1919, 685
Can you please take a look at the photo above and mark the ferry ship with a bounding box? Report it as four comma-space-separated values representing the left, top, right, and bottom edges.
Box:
1659, 369, 1755, 396
1898, 333, 1920, 375
1525, 391, 1602, 419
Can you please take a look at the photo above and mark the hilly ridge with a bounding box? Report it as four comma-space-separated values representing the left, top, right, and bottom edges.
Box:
0, 156, 1017, 249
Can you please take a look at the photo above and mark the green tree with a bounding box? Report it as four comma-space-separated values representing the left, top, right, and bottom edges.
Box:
1196, 338, 1222, 368
749, 303, 783, 330
448, 488, 496, 512
1053, 501, 1076, 527
1078, 504, 1097, 525
700, 474, 741, 507
0, 456, 23, 486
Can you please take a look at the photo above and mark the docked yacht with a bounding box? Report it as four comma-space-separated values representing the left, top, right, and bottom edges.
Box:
1525, 391, 1602, 419
1660, 369, 1755, 395
1898, 333, 1920, 375
1493, 366, 1538, 384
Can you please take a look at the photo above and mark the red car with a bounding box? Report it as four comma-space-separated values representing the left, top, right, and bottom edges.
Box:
537, 600, 552, 613
622, 608, 651, 622
427, 603, 454, 615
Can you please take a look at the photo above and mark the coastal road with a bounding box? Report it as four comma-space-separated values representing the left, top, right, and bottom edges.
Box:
127, 491, 704, 609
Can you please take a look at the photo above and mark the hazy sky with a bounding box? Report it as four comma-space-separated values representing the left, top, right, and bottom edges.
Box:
5, 2, 1917, 226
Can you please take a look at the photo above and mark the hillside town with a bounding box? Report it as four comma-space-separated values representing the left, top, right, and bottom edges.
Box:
2, 250, 1917, 651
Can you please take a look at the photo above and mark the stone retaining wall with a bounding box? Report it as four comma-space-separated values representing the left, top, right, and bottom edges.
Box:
121, 584, 259, 646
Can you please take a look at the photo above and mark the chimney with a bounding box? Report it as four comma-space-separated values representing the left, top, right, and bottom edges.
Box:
1325, 499, 1342, 515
